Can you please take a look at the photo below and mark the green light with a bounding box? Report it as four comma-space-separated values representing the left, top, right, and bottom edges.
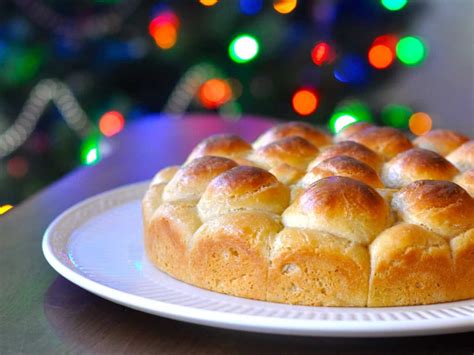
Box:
229, 34, 259, 63
80, 136, 101, 165
328, 100, 373, 133
329, 113, 357, 134
396, 36, 426, 66
381, 104, 412, 129
380, 0, 408, 11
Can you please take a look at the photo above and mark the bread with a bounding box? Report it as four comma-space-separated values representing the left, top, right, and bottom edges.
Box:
142, 122, 474, 307
334, 121, 373, 143
414, 129, 470, 156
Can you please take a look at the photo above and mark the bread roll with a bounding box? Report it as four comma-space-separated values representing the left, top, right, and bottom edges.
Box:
197, 166, 290, 221
334, 121, 372, 143
248, 136, 319, 170
186, 134, 252, 162
163, 156, 237, 203
269, 163, 304, 185
253, 121, 332, 148
189, 211, 281, 300
447, 140, 474, 172
282, 176, 390, 245
382, 148, 459, 188
392, 180, 474, 239
453, 169, 474, 196
414, 129, 470, 156
348, 126, 413, 160
267, 227, 369, 306
150, 166, 179, 186
368, 223, 454, 306
301, 156, 383, 188
308, 140, 382, 172
450, 229, 474, 300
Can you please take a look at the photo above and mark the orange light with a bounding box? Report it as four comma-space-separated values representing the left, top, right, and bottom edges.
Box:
368, 44, 394, 69
273, 0, 297, 14
292, 89, 319, 116
409, 112, 432, 136
149, 11, 179, 50
373, 34, 398, 51
198, 79, 233, 109
199, 0, 219, 6
311, 42, 334, 66
99, 111, 125, 137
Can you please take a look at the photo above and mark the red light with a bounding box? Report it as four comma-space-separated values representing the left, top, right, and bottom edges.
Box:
198, 79, 233, 109
368, 45, 394, 69
149, 11, 179, 49
373, 34, 398, 51
99, 111, 125, 137
7, 156, 29, 178
292, 89, 319, 116
311, 42, 334, 66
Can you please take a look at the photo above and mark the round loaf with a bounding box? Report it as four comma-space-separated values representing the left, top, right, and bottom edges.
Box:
269, 163, 304, 185
454, 169, 474, 197
392, 180, 474, 238
300, 156, 383, 188
248, 136, 319, 170
348, 126, 413, 160
253, 121, 332, 148
163, 156, 237, 202
334, 121, 373, 143
447, 140, 474, 172
197, 165, 290, 221
150, 166, 179, 186
308, 141, 382, 172
282, 176, 390, 245
186, 134, 252, 162
382, 148, 459, 188
413, 129, 470, 156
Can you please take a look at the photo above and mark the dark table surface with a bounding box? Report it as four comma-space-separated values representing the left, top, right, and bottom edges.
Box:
1, 115, 472, 354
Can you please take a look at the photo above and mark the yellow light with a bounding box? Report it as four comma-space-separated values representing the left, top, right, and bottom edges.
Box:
0, 205, 13, 215
409, 112, 432, 136
273, 0, 297, 14
199, 0, 219, 6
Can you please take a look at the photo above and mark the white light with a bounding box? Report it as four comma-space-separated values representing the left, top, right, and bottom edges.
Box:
334, 115, 357, 133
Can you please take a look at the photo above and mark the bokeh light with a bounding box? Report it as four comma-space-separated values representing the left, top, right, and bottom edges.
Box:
198, 79, 233, 109
240, 0, 263, 15
7, 156, 29, 178
228, 34, 259, 63
328, 100, 372, 133
381, 104, 412, 128
199, 0, 219, 6
311, 42, 334, 66
334, 55, 367, 84
273, 0, 297, 14
380, 0, 408, 11
368, 44, 394, 69
149, 11, 179, 50
330, 114, 357, 133
99, 111, 125, 137
0, 205, 13, 215
81, 137, 101, 165
409, 112, 432, 136
396, 36, 426, 66
292, 89, 319, 116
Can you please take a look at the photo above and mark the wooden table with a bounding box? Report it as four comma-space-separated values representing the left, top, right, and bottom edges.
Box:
1, 115, 472, 354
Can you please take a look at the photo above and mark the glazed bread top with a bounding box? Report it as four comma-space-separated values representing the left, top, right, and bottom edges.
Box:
187, 133, 253, 162
447, 140, 474, 172
413, 129, 470, 156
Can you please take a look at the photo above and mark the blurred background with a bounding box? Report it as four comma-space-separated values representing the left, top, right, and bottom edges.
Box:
0, 0, 473, 211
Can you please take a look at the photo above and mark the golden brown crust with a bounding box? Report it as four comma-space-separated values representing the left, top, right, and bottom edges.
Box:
382, 148, 459, 188
334, 121, 373, 143
450, 229, 474, 300
447, 140, 474, 172
414, 129, 470, 156
197, 166, 290, 221
453, 169, 474, 197
308, 141, 383, 172
301, 156, 383, 188
150, 166, 179, 186
392, 180, 474, 239
189, 211, 281, 300
267, 228, 369, 306
283, 177, 390, 245
163, 156, 237, 202
368, 223, 455, 306
248, 136, 319, 170
253, 122, 332, 148
348, 126, 413, 160
269, 163, 304, 185
187, 134, 252, 162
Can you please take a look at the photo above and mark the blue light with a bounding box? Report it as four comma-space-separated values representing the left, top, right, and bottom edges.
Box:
240, 0, 263, 15
334, 55, 368, 84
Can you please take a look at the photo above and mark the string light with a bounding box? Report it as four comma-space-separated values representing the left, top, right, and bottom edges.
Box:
409, 112, 432, 136
199, 0, 219, 6
311, 42, 334, 66
0, 205, 13, 215
380, 0, 408, 11
99, 111, 125, 137
292, 89, 319, 116
149, 11, 179, 50
334, 55, 367, 84
81, 136, 101, 165
396, 36, 426, 66
240, 0, 263, 15
228, 34, 259, 63
273, 0, 297, 14
368, 44, 394, 69
381, 104, 412, 128
328, 100, 372, 133
198, 79, 233, 109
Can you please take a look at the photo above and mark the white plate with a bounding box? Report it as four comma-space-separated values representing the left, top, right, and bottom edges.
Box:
42, 182, 474, 337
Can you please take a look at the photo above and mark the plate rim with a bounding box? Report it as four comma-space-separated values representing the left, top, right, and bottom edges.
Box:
42, 182, 474, 337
